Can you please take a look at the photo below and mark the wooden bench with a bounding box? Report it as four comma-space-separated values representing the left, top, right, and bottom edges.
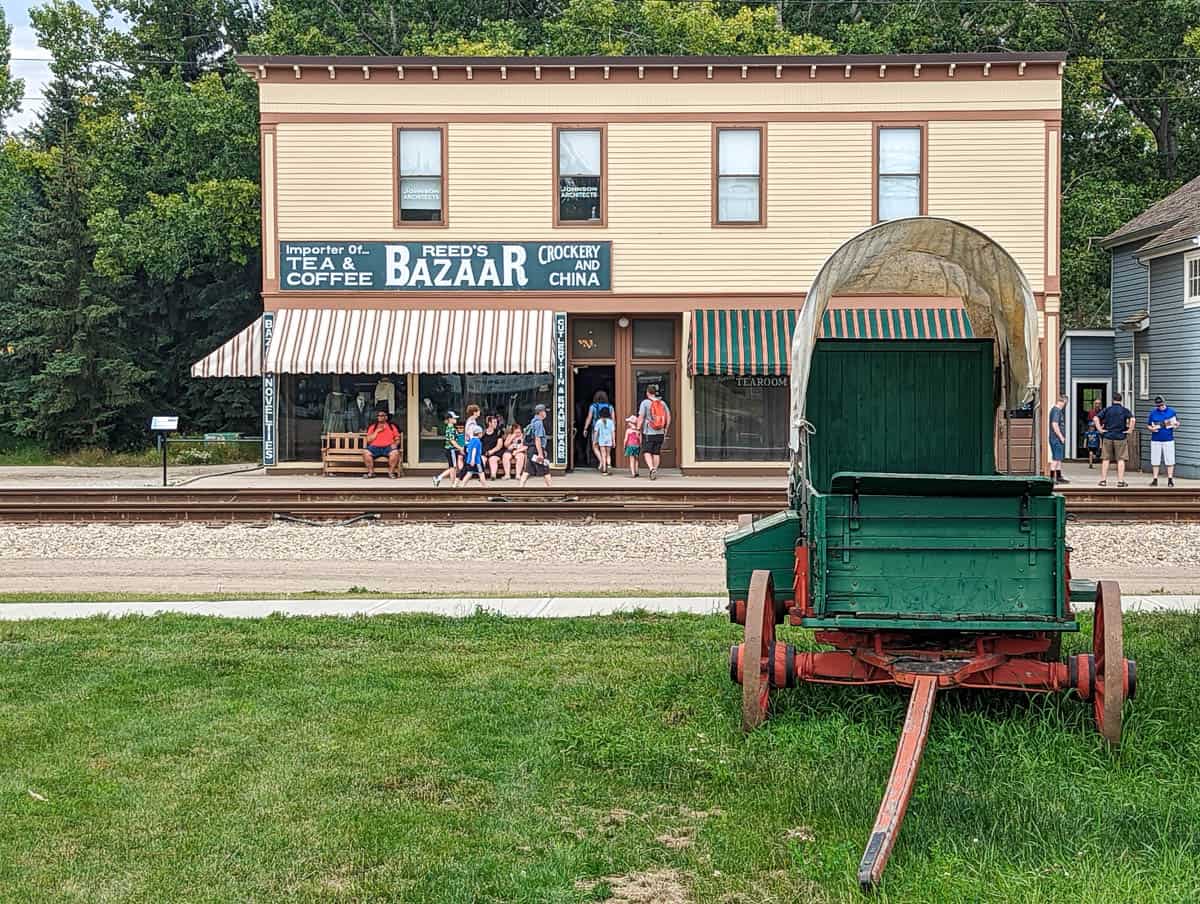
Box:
321, 432, 404, 477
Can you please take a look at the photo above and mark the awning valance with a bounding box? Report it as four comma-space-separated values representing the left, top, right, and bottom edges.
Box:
191, 318, 262, 378
262, 308, 555, 375
690, 303, 972, 376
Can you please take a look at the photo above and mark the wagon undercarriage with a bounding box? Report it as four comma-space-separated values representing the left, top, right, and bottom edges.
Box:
728, 570, 1135, 891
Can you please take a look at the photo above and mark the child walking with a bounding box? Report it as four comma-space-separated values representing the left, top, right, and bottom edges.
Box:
433, 411, 461, 488
1084, 423, 1101, 469
594, 405, 616, 474
623, 415, 641, 478
454, 423, 489, 488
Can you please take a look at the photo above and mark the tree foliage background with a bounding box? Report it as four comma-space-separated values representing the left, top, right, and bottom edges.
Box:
0, 0, 1197, 450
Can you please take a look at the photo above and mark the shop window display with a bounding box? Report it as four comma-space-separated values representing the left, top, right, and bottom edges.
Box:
279, 374, 407, 462
419, 374, 553, 462
694, 375, 789, 461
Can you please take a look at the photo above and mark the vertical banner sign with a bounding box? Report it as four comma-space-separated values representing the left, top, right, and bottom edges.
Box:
554, 312, 568, 467
261, 313, 276, 467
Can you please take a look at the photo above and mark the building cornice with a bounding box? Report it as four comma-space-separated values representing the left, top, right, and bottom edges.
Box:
238, 52, 1066, 85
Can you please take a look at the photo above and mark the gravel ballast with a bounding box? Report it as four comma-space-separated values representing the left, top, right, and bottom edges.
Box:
1, 521, 1198, 569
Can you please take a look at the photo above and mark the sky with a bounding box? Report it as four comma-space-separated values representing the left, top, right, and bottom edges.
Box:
5, 0, 59, 132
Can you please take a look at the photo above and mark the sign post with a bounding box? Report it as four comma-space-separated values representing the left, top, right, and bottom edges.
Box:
554, 313, 568, 467
261, 312, 276, 467
149, 416, 179, 487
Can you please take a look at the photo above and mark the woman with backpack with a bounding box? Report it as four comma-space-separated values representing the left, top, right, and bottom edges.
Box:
637, 384, 671, 480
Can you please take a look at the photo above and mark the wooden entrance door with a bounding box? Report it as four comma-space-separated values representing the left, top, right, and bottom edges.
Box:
632, 366, 678, 468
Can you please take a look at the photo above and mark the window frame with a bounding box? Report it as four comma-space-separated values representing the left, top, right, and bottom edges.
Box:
1139, 353, 1150, 400
553, 124, 607, 227
393, 124, 449, 228
712, 124, 767, 228
1117, 358, 1134, 414
873, 123, 927, 223
1185, 251, 1200, 309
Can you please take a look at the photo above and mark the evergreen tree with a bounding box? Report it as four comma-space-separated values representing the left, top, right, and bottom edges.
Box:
2, 141, 148, 450
0, 8, 23, 133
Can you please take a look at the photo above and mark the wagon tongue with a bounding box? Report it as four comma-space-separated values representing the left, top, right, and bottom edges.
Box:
856, 674, 938, 893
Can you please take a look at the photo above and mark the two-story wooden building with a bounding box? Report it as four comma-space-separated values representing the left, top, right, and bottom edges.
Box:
192, 52, 1065, 473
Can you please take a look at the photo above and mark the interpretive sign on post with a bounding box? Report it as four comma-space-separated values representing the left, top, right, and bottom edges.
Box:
279, 242, 612, 291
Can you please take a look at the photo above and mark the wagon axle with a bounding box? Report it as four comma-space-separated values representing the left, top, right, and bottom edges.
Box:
729, 570, 1135, 892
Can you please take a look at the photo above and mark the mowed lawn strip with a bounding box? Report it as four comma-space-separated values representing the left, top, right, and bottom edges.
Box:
0, 613, 1197, 903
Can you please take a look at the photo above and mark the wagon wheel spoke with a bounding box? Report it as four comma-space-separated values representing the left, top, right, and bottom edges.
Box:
1093, 581, 1125, 747
741, 570, 776, 732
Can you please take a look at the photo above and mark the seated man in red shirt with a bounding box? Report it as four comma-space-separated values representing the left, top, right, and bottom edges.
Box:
362, 409, 401, 479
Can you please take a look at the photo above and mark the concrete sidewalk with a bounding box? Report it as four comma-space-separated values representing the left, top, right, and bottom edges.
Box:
0, 595, 1196, 621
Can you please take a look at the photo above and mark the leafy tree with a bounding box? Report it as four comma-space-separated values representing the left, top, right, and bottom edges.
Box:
544, 0, 833, 56
1, 142, 148, 449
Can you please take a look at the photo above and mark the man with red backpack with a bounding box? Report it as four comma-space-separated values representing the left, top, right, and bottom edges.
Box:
637, 384, 672, 480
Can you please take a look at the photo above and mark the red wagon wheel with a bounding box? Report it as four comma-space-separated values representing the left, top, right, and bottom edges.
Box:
1093, 581, 1126, 747
742, 570, 776, 732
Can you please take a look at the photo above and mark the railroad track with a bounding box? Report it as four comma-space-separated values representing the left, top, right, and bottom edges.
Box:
0, 485, 1195, 523
0, 487, 786, 523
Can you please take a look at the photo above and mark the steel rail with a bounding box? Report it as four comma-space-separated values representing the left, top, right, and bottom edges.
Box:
0, 486, 1195, 523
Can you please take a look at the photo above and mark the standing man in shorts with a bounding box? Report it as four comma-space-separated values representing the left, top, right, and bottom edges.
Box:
1048, 394, 1069, 484
637, 384, 671, 480
1146, 395, 1180, 487
1093, 392, 1135, 487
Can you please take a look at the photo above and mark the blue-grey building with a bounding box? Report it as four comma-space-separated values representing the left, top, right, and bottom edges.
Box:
1059, 329, 1114, 459
1099, 175, 1200, 478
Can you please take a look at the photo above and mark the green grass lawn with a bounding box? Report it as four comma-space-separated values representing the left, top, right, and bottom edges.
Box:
1, 612, 1198, 903
0, 439, 260, 468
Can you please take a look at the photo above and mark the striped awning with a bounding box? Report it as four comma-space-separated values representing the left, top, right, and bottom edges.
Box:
262, 309, 555, 374
691, 309, 797, 376
190, 318, 262, 378
690, 305, 973, 376
820, 306, 974, 340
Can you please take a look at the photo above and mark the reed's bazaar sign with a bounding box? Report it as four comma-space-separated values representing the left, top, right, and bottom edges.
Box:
280, 242, 612, 291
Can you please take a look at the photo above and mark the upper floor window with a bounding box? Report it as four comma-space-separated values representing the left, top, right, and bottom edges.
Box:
1186, 252, 1200, 308
556, 128, 604, 225
397, 127, 445, 225
715, 127, 764, 225
877, 126, 923, 221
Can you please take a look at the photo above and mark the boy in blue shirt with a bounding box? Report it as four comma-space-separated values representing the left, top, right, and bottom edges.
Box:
1083, 424, 1101, 468
1146, 395, 1180, 487
454, 423, 489, 488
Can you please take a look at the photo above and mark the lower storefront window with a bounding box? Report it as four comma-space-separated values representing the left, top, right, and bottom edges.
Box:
418, 374, 553, 462
279, 374, 408, 462
694, 375, 790, 461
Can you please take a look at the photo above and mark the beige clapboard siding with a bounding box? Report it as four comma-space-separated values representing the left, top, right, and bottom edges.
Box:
276, 122, 394, 231
275, 119, 1047, 293
927, 120, 1046, 287
606, 121, 872, 291
258, 78, 1060, 115
446, 123, 552, 230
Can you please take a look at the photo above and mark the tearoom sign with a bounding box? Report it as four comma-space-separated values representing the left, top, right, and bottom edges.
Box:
280, 241, 612, 291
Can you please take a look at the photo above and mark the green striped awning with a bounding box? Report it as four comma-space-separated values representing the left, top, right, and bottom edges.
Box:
690, 306, 973, 376
690, 309, 798, 376
819, 307, 974, 340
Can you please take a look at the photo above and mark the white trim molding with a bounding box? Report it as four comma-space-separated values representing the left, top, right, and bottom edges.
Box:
1185, 250, 1200, 309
